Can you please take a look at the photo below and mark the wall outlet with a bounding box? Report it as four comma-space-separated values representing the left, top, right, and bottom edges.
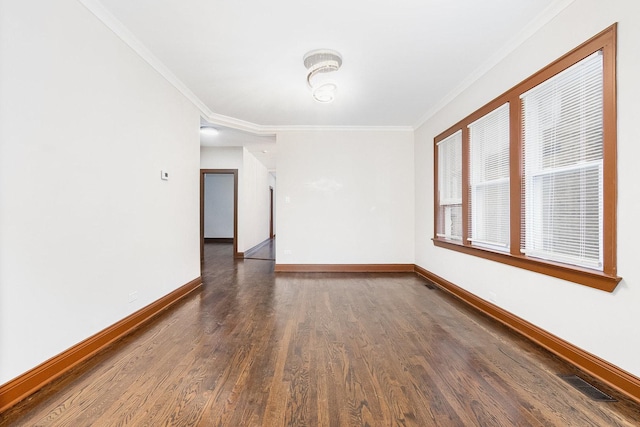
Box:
283, 249, 292, 255
128, 291, 138, 303
161, 170, 169, 180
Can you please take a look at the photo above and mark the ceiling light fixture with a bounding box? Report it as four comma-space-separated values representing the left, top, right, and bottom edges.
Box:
303, 49, 342, 103
200, 126, 219, 136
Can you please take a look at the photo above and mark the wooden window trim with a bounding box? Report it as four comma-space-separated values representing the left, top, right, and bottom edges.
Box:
433, 24, 621, 292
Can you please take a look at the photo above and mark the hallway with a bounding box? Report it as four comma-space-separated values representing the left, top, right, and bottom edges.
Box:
2, 244, 639, 425
243, 238, 276, 261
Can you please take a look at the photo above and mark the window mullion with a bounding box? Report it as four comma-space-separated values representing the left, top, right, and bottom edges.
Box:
462, 126, 471, 246
432, 24, 620, 290
468, 103, 510, 250
510, 96, 523, 256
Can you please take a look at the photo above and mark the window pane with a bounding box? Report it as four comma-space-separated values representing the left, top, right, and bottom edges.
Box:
526, 165, 602, 267
469, 103, 510, 250
439, 204, 462, 240
472, 180, 510, 247
437, 131, 462, 240
521, 52, 603, 269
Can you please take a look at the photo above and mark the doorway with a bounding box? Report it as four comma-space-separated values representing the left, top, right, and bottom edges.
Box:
200, 169, 240, 261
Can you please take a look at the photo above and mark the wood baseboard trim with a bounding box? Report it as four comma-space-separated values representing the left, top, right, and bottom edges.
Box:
413, 264, 640, 404
275, 264, 415, 273
0, 276, 202, 413
234, 252, 245, 259
204, 237, 233, 243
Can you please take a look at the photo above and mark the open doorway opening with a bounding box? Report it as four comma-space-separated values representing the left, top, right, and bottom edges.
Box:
200, 169, 240, 261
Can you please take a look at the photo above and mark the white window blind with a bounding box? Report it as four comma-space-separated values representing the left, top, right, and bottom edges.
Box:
521, 51, 603, 269
468, 103, 510, 251
437, 130, 462, 240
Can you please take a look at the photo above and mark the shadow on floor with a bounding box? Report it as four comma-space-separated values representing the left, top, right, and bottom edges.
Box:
243, 238, 275, 261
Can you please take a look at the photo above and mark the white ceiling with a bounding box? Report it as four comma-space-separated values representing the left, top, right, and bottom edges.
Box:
85, 0, 570, 168
200, 119, 278, 170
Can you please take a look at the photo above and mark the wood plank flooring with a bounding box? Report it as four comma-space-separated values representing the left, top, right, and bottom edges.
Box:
2, 242, 640, 426
244, 239, 276, 261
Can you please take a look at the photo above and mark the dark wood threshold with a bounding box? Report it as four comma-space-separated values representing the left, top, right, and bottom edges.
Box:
204, 237, 233, 243
0, 277, 202, 413
275, 264, 414, 273
413, 264, 640, 405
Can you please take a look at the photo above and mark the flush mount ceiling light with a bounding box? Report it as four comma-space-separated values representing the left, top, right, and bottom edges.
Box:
200, 126, 219, 136
303, 49, 342, 103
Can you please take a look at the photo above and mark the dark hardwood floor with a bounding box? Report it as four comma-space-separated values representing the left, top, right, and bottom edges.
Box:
2, 242, 640, 426
243, 238, 276, 261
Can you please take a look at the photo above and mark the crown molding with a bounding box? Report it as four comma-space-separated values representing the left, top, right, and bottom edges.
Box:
272, 125, 414, 132
202, 115, 413, 134
78, 0, 415, 136
413, 0, 577, 130
81, 0, 574, 136
203, 113, 276, 136
79, 0, 214, 119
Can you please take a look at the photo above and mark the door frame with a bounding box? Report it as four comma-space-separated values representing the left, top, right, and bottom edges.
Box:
269, 186, 274, 239
200, 169, 240, 260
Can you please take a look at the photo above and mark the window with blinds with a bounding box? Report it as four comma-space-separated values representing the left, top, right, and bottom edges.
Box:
468, 103, 510, 251
437, 130, 463, 241
521, 52, 603, 269
432, 24, 619, 291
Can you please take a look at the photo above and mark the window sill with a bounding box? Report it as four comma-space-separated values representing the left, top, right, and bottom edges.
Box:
432, 238, 621, 292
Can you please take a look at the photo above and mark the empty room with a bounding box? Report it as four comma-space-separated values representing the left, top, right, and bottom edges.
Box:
1, 0, 640, 425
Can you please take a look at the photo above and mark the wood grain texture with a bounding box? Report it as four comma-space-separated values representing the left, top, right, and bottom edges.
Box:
2, 244, 639, 426
274, 264, 415, 273
414, 264, 640, 406
0, 277, 201, 414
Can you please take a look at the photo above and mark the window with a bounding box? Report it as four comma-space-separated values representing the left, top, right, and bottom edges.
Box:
469, 103, 510, 251
433, 25, 619, 291
436, 131, 463, 241
521, 52, 603, 270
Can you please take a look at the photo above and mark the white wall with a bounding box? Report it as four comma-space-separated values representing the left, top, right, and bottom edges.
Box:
242, 148, 271, 251
0, 0, 201, 384
200, 146, 272, 252
276, 130, 414, 264
204, 174, 234, 238
200, 146, 244, 170
415, 0, 640, 378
